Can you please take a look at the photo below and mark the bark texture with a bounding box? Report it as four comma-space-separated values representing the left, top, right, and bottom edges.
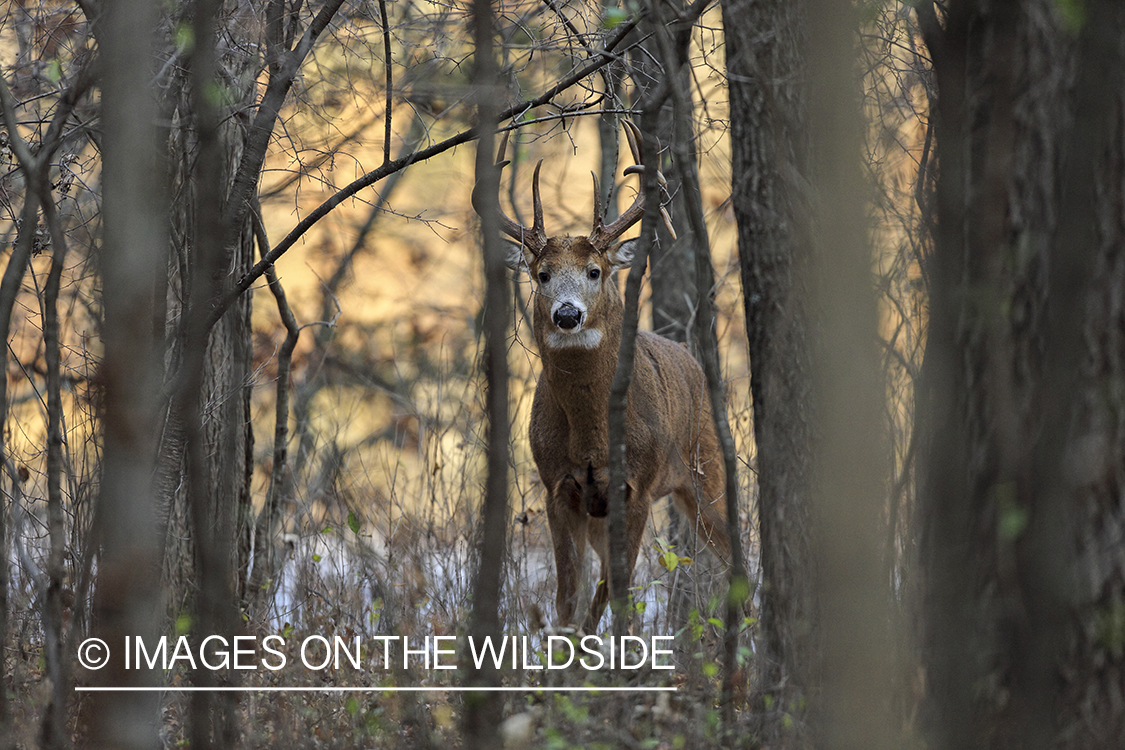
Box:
919, 1, 1125, 747
722, 0, 817, 723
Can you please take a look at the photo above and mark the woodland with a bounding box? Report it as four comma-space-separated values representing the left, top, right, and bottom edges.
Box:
0, 0, 1123, 748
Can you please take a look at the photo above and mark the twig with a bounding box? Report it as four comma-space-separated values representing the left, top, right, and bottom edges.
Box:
379, 0, 393, 165
221, 0, 349, 260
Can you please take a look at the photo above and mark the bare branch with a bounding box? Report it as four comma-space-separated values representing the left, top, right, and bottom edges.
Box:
247, 200, 300, 612
379, 0, 393, 165
0, 72, 35, 171
222, 0, 349, 251
206, 12, 644, 335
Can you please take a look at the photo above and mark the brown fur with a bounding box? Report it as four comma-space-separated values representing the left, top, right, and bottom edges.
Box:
524, 236, 731, 633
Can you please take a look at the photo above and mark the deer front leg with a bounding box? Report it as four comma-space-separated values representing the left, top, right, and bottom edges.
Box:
547, 476, 587, 627
584, 485, 650, 634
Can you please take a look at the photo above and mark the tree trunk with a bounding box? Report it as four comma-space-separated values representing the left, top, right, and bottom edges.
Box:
721, 0, 817, 728
462, 0, 509, 745
918, 1, 1125, 747
156, 44, 257, 622
630, 0, 707, 635
803, 0, 895, 745
629, 4, 698, 345
87, 0, 168, 743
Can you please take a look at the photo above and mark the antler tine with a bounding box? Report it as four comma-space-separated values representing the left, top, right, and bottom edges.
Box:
471, 136, 546, 253
590, 119, 647, 248
589, 119, 678, 247
591, 171, 603, 234
496, 129, 510, 164
622, 119, 643, 165
592, 181, 645, 249
531, 159, 545, 246
661, 206, 677, 240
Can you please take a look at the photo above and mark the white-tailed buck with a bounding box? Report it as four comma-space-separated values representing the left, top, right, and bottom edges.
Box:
475, 122, 731, 633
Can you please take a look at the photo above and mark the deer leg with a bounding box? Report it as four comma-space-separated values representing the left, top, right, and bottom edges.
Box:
583, 486, 650, 634
548, 477, 587, 627
673, 482, 731, 561
585, 560, 610, 635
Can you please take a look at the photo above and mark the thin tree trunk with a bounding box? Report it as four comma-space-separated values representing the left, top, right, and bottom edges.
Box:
0, 190, 38, 750
247, 205, 300, 614
606, 103, 667, 636
40, 194, 70, 750
630, 5, 696, 346
630, 0, 703, 636
0, 64, 92, 748
462, 0, 509, 745
0, 88, 42, 750
183, 1, 241, 744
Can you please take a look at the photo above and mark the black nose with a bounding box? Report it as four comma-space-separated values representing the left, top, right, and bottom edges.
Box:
553, 304, 581, 330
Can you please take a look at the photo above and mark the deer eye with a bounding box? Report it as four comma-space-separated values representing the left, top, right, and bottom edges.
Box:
587, 268, 601, 281
537, 271, 551, 284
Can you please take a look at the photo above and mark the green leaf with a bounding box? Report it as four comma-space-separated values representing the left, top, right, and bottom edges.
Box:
45, 60, 62, 84
173, 22, 195, 55
175, 613, 192, 635
995, 482, 1027, 542
601, 7, 629, 29
312, 553, 322, 562
1055, 0, 1087, 35
348, 511, 361, 535
727, 574, 751, 607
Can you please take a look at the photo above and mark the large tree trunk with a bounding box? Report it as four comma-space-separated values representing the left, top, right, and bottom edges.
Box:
722, 0, 817, 728
918, 1, 1125, 747
87, 0, 168, 743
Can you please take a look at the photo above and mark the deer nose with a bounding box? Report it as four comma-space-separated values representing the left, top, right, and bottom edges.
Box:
553, 303, 582, 330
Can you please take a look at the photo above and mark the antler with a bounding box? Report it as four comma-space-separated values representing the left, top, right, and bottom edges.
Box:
471, 131, 547, 255
589, 119, 676, 250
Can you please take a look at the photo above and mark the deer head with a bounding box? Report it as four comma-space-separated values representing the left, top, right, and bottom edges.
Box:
472, 121, 675, 350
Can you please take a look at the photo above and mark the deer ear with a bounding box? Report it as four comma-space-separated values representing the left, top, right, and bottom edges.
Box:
504, 241, 533, 272
607, 239, 637, 272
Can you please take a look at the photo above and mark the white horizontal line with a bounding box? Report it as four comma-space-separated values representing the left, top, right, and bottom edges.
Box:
75, 686, 676, 693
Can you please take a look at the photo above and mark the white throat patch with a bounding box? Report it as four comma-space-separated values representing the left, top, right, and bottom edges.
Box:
546, 328, 603, 350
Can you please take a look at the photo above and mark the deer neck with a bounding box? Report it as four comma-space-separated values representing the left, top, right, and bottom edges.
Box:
536, 302, 624, 468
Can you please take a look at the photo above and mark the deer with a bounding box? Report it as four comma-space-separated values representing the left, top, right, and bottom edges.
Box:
474, 121, 731, 634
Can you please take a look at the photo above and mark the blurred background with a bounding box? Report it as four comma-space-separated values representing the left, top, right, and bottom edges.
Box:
5, 0, 1119, 749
